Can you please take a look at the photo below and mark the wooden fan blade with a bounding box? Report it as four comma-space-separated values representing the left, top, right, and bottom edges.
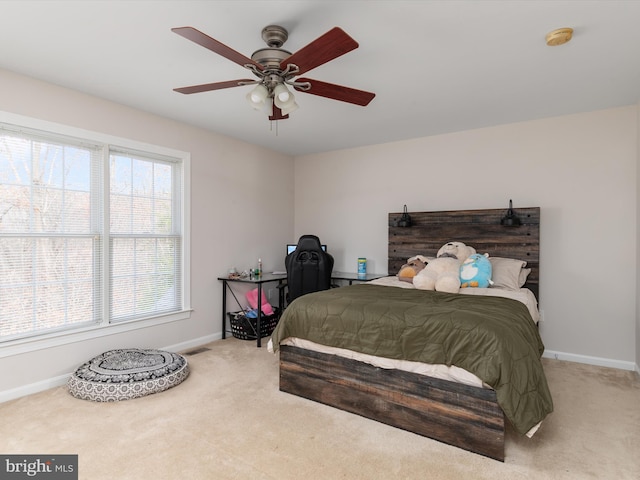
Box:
280, 27, 358, 75
294, 78, 376, 106
269, 104, 289, 121
173, 79, 255, 94
172, 26, 263, 70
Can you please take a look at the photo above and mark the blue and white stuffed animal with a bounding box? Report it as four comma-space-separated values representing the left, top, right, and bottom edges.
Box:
460, 253, 493, 288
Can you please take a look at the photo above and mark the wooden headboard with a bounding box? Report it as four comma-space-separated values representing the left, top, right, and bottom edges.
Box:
388, 207, 540, 300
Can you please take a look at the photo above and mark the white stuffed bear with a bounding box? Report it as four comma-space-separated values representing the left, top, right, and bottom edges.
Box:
413, 241, 477, 293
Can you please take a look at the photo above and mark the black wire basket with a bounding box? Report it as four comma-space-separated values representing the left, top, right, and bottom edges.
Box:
227, 309, 280, 340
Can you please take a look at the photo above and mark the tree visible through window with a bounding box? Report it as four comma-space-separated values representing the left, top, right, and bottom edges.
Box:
0, 123, 185, 342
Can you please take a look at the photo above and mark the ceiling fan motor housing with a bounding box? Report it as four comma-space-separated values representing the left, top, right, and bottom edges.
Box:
252, 26, 292, 70
251, 47, 292, 69
262, 25, 288, 48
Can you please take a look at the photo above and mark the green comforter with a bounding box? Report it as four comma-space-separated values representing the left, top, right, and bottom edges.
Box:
270, 283, 553, 435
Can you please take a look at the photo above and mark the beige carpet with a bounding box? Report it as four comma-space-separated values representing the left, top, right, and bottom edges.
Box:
1, 338, 639, 480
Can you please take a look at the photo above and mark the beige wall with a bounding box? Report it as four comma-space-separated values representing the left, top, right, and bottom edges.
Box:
0, 69, 294, 398
637, 101, 640, 373
1, 67, 638, 400
294, 106, 638, 368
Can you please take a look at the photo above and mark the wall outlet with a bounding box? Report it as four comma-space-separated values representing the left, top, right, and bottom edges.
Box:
539, 309, 545, 322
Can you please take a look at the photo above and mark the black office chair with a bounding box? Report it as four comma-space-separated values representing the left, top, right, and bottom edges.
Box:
285, 235, 334, 304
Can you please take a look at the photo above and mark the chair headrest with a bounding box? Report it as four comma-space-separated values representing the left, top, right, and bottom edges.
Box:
295, 235, 323, 252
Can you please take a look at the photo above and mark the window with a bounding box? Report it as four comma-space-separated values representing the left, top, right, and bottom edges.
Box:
0, 118, 189, 343
109, 150, 182, 322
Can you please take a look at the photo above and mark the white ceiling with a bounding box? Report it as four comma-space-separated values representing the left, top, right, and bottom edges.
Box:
2, 1, 639, 156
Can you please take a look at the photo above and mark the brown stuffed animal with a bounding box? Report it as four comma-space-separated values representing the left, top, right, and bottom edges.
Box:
397, 255, 428, 283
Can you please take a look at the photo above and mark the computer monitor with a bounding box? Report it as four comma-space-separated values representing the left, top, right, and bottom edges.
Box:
287, 244, 327, 256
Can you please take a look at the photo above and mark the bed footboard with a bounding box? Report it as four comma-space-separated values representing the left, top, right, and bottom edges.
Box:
279, 345, 505, 461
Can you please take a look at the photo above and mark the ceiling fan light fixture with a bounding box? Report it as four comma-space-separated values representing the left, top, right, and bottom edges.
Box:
246, 84, 269, 109
280, 101, 299, 116
273, 83, 291, 102
273, 83, 296, 110
260, 97, 274, 115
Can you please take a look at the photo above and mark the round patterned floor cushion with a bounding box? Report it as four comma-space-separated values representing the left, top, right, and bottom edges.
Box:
68, 348, 189, 402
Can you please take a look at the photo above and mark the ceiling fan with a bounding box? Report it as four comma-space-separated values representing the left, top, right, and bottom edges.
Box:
172, 25, 376, 120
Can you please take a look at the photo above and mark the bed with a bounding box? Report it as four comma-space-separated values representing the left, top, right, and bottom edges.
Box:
268, 207, 553, 461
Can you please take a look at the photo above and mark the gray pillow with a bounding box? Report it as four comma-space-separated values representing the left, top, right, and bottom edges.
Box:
489, 257, 529, 290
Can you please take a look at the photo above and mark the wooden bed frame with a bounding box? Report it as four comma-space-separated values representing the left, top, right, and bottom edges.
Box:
279, 206, 540, 461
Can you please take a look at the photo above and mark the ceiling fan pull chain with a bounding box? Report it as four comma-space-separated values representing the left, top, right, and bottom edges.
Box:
269, 119, 279, 136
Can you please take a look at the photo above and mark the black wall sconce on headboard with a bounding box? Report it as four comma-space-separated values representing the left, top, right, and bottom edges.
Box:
500, 199, 521, 226
396, 205, 412, 227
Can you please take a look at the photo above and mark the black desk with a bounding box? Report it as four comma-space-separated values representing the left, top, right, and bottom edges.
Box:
218, 271, 388, 347
218, 273, 287, 348
330, 271, 388, 285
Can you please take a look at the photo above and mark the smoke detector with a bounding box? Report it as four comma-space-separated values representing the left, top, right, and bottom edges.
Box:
546, 28, 573, 46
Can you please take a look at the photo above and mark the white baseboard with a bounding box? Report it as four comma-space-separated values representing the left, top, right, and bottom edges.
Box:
543, 349, 638, 372
0, 373, 71, 404
162, 333, 221, 354
0, 333, 223, 404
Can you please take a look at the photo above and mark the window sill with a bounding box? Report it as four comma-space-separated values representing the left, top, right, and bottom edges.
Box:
0, 310, 193, 359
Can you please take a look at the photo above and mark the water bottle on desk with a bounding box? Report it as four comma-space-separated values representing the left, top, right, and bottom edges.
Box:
357, 258, 367, 279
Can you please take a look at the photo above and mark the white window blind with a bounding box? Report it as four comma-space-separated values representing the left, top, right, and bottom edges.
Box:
109, 149, 182, 322
0, 126, 103, 340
